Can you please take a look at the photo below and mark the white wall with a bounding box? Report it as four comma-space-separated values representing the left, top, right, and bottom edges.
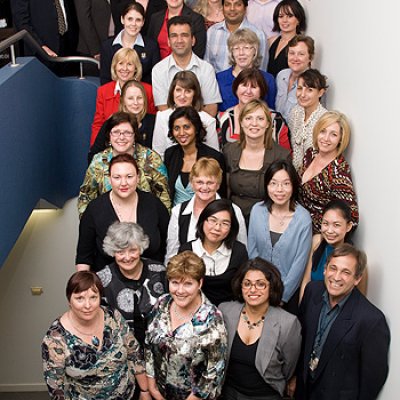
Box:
304, 1, 400, 398
0, 200, 78, 391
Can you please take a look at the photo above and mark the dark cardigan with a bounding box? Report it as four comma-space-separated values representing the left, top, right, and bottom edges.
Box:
179, 240, 248, 305
76, 189, 169, 270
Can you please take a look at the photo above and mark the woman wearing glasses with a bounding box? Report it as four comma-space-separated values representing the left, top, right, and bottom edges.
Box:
76, 153, 169, 271
216, 29, 276, 112
219, 258, 301, 400
179, 199, 248, 305
248, 160, 312, 314
78, 112, 170, 217
165, 158, 247, 264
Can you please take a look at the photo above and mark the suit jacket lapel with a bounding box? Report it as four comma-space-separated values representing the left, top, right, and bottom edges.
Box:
302, 288, 324, 382
312, 289, 358, 381
255, 307, 280, 374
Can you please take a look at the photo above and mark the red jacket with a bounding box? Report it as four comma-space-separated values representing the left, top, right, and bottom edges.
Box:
90, 80, 156, 145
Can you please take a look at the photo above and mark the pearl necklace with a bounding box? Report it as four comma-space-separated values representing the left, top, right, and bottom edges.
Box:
241, 309, 265, 330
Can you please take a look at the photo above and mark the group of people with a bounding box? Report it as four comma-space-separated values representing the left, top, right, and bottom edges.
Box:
31, 0, 391, 399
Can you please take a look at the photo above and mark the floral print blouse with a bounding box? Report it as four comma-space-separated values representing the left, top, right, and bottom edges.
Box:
42, 307, 145, 400
78, 145, 171, 217
145, 293, 227, 399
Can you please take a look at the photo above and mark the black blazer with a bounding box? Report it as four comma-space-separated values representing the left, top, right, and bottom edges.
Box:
147, 4, 206, 58
100, 35, 160, 84
164, 142, 226, 202
180, 240, 248, 306
296, 281, 390, 400
11, 0, 78, 55
74, 0, 111, 56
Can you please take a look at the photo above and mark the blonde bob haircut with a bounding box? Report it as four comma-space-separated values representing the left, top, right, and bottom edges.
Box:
312, 111, 351, 156
111, 47, 143, 82
239, 99, 273, 150
119, 80, 148, 122
189, 157, 223, 185
167, 251, 205, 282
228, 28, 261, 69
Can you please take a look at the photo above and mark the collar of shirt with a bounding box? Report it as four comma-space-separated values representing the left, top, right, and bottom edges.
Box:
219, 17, 249, 33
181, 193, 222, 216
58, 0, 68, 31
112, 30, 145, 47
168, 52, 200, 72
192, 238, 231, 276
322, 289, 352, 312
114, 81, 122, 95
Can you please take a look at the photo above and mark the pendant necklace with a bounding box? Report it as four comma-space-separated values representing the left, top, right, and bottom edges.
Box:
111, 191, 137, 221
68, 311, 101, 347
241, 309, 265, 330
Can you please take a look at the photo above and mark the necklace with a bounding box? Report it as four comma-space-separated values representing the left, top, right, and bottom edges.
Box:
272, 211, 291, 226
241, 309, 265, 330
110, 191, 137, 221
68, 311, 101, 347
173, 300, 200, 321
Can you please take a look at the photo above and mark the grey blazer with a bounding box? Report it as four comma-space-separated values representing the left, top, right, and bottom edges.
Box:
218, 301, 301, 396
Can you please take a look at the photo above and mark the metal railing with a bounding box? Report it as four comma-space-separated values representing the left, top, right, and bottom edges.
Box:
0, 29, 99, 79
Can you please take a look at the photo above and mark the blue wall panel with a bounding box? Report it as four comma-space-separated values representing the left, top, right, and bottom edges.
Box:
0, 57, 98, 267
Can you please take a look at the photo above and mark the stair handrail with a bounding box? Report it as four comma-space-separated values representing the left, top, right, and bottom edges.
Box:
0, 29, 99, 79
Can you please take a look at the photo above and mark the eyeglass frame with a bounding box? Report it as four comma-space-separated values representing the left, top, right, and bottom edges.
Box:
110, 129, 134, 137
241, 279, 269, 290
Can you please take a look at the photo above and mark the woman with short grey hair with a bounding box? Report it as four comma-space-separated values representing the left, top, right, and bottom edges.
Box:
97, 221, 168, 345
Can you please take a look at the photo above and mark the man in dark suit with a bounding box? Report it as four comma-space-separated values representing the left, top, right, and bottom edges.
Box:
296, 243, 390, 400
11, 0, 78, 57
74, 0, 111, 59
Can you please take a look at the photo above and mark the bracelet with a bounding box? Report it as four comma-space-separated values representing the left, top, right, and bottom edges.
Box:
140, 388, 149, 392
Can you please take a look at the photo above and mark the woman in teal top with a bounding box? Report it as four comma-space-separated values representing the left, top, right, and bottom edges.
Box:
299, 199, 354, 301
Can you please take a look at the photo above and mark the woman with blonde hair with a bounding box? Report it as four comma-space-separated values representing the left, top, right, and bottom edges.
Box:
218, 68, 289, 150
166, 157, 247, 263
100, 2, 160, 85
217, 29, 276, 111
223, 99, 290, 223
299, 111, 359, 233
193, 0, 224, 29
90, 80, 156, 161
91, 47, 156, 145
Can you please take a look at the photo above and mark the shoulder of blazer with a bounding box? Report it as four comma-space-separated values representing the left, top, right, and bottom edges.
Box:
219, 301, 242, 319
